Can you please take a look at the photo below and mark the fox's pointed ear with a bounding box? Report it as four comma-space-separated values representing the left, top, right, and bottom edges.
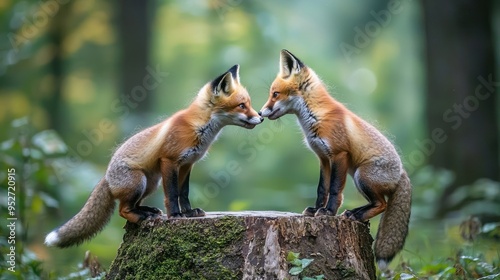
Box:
212, 67, 237, 96
279, 49, 304, 78
227, 64, 240, 84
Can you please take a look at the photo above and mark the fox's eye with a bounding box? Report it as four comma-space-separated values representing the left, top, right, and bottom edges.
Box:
272, 92, 279, 98
238, 103, 246, 109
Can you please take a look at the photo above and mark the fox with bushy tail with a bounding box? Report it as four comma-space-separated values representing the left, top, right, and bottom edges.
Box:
45, 65, 264, 248
259, 50, 411, 270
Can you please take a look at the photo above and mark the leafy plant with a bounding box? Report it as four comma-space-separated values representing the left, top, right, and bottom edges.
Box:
0, 118, 62, 279
383, 238, 500, 279
286, 251, 324, 280
0, 118, 106, 279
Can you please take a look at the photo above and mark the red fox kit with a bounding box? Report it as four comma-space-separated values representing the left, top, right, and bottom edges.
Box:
45, 65, 263, 248
259, 50, 411, 269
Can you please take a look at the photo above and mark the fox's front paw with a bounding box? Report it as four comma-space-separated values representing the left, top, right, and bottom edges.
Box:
169, 213, 185, 219
315, 207, 335, 216
302, 207, 318, 217
184, 208, 206, 217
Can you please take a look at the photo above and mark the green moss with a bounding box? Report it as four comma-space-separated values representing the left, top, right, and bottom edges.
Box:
107, 216, 246, 279
340, 267, 357, 278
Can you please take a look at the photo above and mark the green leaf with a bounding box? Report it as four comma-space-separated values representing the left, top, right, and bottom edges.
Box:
291, 259, 303, 267
420, 262, 451, 274
301, 258, 314, 269
40, 192, 59, 208
33, 130, 68, 155
399, 273, 419, 280
31, 195, 44, 214
436, 266, 456, 278
482, 222, 500, 234
289, 266, 303, 276
477, 273, 500, 280
12, 117, 29, 128
287, 251, 300, 262
460, 255, 480, 263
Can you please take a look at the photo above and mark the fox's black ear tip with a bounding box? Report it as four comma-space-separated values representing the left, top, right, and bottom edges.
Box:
280, 49, 304, 68
281, 49, 297, 60
227, 64, 239, 80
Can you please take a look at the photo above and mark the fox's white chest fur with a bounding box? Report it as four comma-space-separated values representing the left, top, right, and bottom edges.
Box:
178, 118, 223, 164
295, 99, 331, 157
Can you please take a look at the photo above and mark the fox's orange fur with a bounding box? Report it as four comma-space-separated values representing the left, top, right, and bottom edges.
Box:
260, 50, 411, 270
45, 65, 263, 248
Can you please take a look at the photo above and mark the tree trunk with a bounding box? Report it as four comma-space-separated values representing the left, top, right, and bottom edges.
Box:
422, 0, 499, 216
106, 211, 376, 280
43, 1, 72, 131
117, 0, 152, 122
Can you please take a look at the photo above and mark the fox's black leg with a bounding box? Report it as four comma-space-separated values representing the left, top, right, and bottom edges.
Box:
168, 171, 183, 218
161, 159, 183, 218
179, 169, 192, 213
316, 152, 348, 217
303, 170, 325, 216
303, 158, 330, 216
316, 166, 340, 216
315, 170, 327, 208
178, 166, 205, 218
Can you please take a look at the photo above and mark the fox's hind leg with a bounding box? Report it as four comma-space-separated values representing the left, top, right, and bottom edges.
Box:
135, 173, 163, 215
109, 169, 159, 223
343, 165, 390, 222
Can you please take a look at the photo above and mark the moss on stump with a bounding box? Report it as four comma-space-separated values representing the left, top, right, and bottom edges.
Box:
106, 211, 375, 280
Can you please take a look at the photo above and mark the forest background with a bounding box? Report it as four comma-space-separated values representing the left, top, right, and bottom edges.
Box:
0, 0, 499, 278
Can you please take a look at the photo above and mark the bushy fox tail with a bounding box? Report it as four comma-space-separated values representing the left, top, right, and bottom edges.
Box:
374, 171, 412, 270
45, 179, 115, 248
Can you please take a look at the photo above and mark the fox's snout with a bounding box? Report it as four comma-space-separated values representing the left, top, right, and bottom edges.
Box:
241, 111, 264, 129
250, 107, 264, 123
259, 102, 283, 120
245, 114, 264, 124
258, 103, 273, 118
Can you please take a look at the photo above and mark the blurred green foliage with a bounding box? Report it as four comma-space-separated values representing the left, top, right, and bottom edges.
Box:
0, 0, 499, 279
0, 118, 61, 279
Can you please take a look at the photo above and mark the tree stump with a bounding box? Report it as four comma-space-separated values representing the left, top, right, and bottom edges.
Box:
106, 211, 376, 280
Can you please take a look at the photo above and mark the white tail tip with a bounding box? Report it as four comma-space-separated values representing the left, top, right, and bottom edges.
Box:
44, 231, 60, 246
377, 259, 388, 271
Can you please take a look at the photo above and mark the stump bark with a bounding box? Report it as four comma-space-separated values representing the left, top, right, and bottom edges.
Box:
106, 211, 376, 280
